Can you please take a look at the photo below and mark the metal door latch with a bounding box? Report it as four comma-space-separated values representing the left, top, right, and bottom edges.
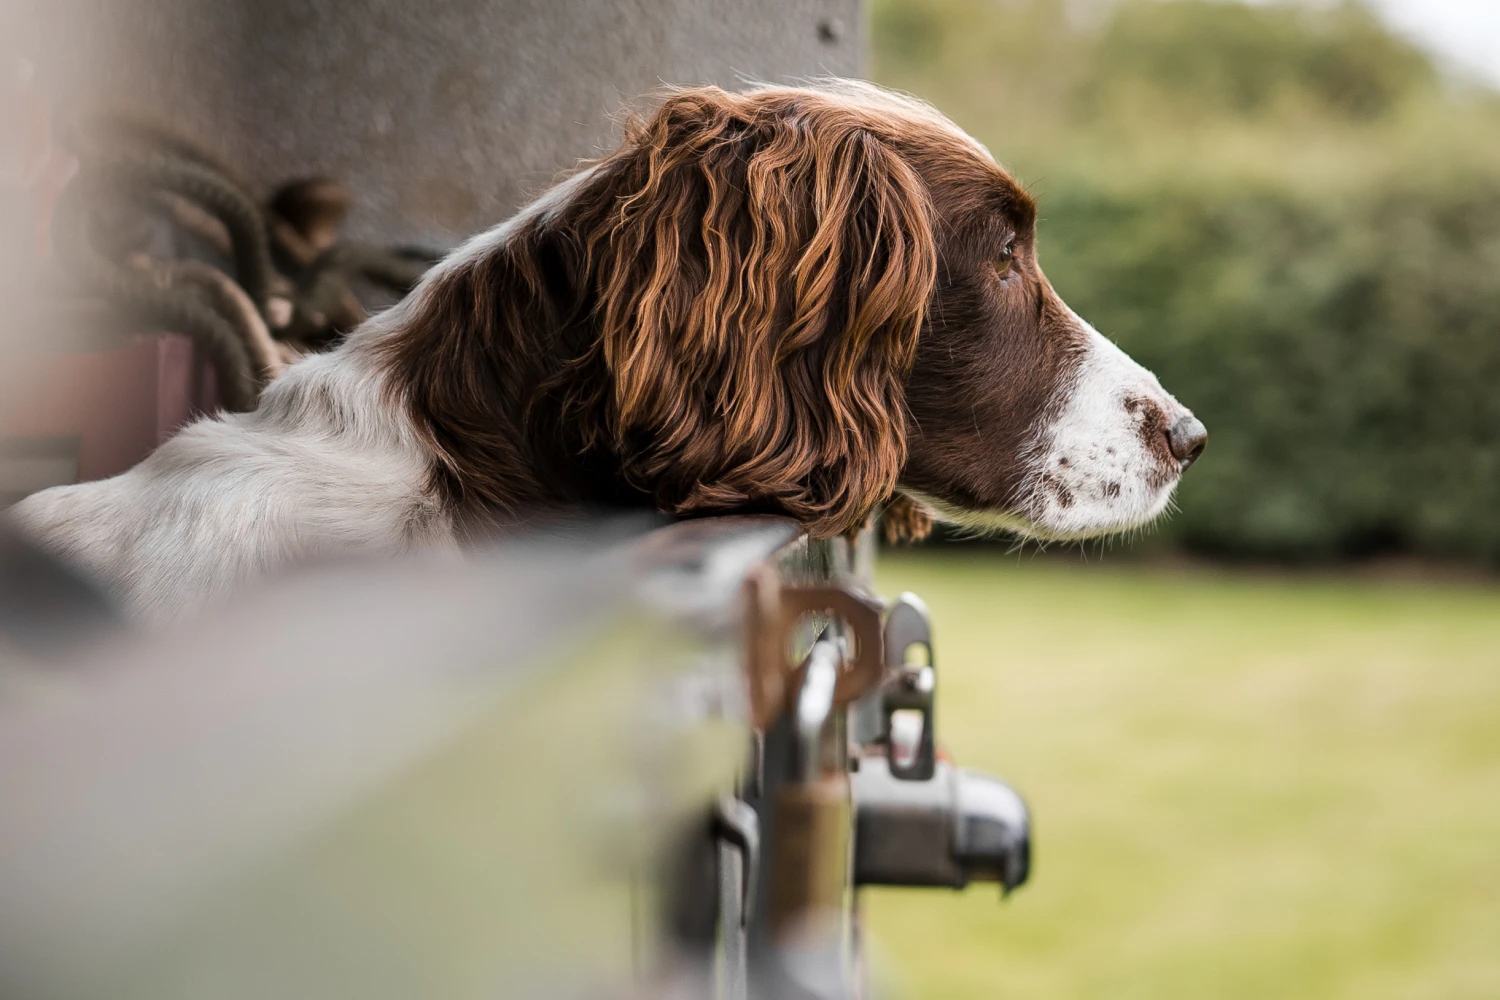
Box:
881, 591, 936, 781
853, 590, 1032, 898
852, 754, 1031, 897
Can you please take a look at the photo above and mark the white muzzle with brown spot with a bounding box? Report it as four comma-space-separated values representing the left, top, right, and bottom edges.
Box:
907, 314, 1205, 542
1022, 316, 1204, 540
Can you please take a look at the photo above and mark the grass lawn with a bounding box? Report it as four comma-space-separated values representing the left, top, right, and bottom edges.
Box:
864, 552, 1500, 1000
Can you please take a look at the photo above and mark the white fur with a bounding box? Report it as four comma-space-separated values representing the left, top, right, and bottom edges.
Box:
5, 167, 610, 626
8, 334, 451, 625
899, 490, 1041, 539
1026, 320, 1187, 538
428, 163, 598, 281
909, 316, 1194, 542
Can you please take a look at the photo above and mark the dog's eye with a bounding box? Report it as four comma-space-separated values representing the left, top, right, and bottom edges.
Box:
994, 242, 1015, 279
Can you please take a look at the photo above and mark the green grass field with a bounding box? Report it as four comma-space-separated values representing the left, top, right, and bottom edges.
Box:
865, 552, 1500, 1000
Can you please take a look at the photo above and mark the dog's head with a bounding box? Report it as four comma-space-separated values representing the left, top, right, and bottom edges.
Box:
386, 82, 1204, 540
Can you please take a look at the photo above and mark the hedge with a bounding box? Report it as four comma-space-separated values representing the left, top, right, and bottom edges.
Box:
873, 0, 1500, 564
1038, 168, 1500, 563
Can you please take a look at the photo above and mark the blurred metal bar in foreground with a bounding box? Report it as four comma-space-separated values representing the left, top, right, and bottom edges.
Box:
0, 515, 805, 1000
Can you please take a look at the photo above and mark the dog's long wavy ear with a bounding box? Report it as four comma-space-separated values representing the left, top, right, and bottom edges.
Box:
567, 87, 938, 537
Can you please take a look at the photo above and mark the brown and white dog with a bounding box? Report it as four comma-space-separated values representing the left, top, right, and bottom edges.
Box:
10, 81, 1205, 624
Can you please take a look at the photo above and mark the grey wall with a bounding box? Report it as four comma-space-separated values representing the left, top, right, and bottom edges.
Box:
16, 0, 863, 245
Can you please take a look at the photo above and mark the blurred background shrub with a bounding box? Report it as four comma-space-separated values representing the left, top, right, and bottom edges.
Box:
873, 0, 1500, 565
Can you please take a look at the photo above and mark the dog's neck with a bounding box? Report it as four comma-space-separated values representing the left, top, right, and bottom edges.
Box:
284, 215, 652, 534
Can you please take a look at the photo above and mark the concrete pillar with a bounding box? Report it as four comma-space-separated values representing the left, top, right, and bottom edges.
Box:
12, 0, 863, 245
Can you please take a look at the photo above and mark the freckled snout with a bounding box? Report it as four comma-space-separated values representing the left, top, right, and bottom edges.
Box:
1167, 414, 1208, 469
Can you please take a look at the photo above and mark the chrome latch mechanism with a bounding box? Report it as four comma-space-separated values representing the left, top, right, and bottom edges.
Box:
852, 755, 1032, 897
853, 590, 1032, 899
881, 591, 936, 781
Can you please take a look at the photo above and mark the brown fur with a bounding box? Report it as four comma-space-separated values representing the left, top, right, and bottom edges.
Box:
378, 85, 1087, 540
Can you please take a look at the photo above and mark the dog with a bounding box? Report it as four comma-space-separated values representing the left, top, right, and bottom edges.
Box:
10, 81, 1206, 624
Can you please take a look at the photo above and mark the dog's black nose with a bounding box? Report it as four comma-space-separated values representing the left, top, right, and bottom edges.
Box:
1168, 415, 1208, 468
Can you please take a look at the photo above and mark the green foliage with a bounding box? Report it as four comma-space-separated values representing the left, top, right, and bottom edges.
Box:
872, 0, 1500, 563
1078, 1, 1437, 122
1044, 170, 1500, 561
